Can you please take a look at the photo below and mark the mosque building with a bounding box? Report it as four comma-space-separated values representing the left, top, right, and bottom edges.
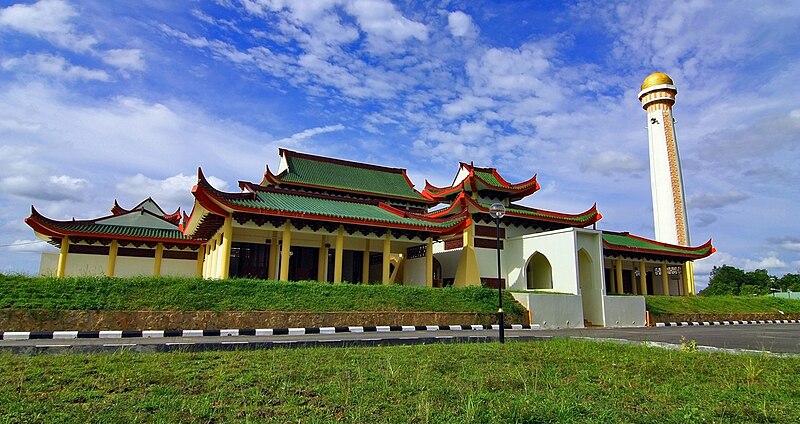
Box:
24, 73, 714, 328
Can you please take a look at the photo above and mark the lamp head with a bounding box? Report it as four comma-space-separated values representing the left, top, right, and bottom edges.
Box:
489, 203, 506, 219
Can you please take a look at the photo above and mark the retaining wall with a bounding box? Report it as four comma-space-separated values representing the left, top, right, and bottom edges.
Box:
0, 309, 529, 331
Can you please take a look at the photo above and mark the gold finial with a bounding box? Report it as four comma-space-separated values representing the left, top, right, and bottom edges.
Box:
641, 72, 674, 90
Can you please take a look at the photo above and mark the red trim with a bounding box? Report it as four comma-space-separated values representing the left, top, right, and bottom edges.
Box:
260, 165, 283, 186
111, 200, 127, 215
191, 185, 231, 218
426, 194, 470, 218
163, 207, 181, 225
422, 163, 540, 202
422, 180, 466, 200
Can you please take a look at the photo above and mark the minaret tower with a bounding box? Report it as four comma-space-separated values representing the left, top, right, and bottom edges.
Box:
639, 72, 690, 247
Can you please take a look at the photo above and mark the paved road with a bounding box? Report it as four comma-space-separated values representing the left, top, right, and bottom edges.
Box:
1, 325, 798, 355
538, 324, 800, 354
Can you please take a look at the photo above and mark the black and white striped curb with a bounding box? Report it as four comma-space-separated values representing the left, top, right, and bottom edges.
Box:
0, 324, 539, 341
656, 319, 798, 327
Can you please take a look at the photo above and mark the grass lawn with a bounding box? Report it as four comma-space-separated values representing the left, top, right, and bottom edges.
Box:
645, 295, 800, 315
1, 339, 798, 423
0, 274, 525, 314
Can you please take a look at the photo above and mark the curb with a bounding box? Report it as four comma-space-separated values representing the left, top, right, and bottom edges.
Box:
655, 319, 799, 327
0, 324, 539, 341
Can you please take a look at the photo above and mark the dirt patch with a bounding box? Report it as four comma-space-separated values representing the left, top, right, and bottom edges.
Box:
0, 309, 528, 331
651, 312, 800, 324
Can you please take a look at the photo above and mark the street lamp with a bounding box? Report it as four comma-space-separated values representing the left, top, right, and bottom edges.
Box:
489, 202, 506, 343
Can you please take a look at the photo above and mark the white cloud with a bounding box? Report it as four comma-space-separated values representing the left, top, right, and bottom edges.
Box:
688, 191, 748, 209
771, 237, 800, 253
6, 239, 53, 253
0, 82, 275, 200
0, 0, 97, 52
116, 173, 229, 211
581, 151, 647, 175
345, 0, 428, 43
2, 53, 110, 81
447, 11, 476, 38
273, 124, 346, 145
0, 173, 89, 201
693, 213, 717, 228
442, 95, 494, 118
745, 256, 787, 270
101, 49, 145, 72
466, 44, 555, 99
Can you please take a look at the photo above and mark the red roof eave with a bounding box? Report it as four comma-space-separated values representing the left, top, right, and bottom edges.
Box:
463, 196, 601, 227
603, 235, 715, 260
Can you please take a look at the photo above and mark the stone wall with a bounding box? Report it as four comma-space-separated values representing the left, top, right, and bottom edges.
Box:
0, 309, 529, 331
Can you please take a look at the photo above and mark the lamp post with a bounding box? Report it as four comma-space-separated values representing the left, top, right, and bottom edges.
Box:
489, 203, 506, 344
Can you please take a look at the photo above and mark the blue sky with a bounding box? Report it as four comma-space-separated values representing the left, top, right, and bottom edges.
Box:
1, 0, 798, 290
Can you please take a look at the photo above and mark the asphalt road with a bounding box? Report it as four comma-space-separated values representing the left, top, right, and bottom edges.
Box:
1, 325, 798, 355
539, 324, 800, 354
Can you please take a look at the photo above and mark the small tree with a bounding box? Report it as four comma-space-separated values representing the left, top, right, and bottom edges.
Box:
700, 265, 747, 296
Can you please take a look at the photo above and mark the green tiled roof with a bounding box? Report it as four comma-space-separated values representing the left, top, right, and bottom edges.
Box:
602, 233, 712, 256
494, 203, 597, 223
53, 223, 193, 240
473, 169, 503, 187
229, 191, 462, 229
276, 153, 428, 201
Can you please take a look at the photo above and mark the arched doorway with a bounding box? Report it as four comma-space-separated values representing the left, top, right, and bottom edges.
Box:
578, 248, 604, 326
526, 252, 552, 289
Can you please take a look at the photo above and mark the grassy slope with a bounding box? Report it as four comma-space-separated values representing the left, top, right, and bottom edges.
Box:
645, 295, 800, 315
0, 274, 525, 314
1, 339, 798, 423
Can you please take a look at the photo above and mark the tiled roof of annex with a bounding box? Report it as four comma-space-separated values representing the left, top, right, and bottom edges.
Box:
602, 231, 714, 260
422, 162, 540, 202
25, 200, 200, 247
425, 192, 601, 228
261, 149, 432, 204
186, 170, 470, 236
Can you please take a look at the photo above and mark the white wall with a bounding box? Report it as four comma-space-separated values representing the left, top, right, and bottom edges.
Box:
403, 256, 426, 287
433, 248, 462, 281
505, 228, 580, 294
576, 230, 606, 326
63, 253, 106, 276
39, 252, 58, 276
603, 296, 646, 327
161, 258, 197, 277
115, 256, 155, 277
475, 247, 497, 281
512, 293, 584, 329
39, 251, 196, 278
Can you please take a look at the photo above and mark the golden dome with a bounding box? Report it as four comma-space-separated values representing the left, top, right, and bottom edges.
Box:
641, 72, 674, 90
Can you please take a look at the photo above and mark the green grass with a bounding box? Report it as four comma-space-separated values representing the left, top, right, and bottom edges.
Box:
1, 340, 798, 423
645, 295, 800, 315
0, 274, 525, 314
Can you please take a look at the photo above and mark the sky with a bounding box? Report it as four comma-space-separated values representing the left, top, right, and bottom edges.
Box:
0, 0, 798, 290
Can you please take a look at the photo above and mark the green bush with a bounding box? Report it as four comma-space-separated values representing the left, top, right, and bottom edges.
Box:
645, 295, 800, 315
